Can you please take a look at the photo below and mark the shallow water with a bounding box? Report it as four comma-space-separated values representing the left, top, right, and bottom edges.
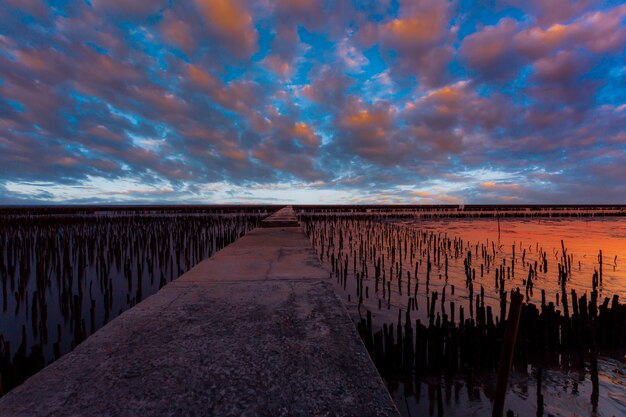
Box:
401, 216, 626, 302
307, 215, 626, 327
299, 210, 626, 417
390, 357, 626, 417
394, 216, 626, 416
0, 208, 271, 396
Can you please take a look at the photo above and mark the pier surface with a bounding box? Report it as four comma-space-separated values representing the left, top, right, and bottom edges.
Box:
0, 207, 398, 416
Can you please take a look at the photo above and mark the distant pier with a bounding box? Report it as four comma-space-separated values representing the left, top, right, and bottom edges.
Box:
0, 206, 398, 416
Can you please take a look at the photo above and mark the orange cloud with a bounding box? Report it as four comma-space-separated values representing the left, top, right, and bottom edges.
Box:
292, 122, 310, 136
291, 122, 321, 147
375, 0, 453, 85
515, 23, 574, 58
186, 64, 219, 90
408, 190, 461, 203
381, 16, 443, 45
193, 0, 258, 58
344, 109, 390, 128
481, 182, 521, 192
422, 81, 468, 105
439, 196, 462, 203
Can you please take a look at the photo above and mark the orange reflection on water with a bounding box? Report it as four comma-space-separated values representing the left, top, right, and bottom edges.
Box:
406, 216, 626, 302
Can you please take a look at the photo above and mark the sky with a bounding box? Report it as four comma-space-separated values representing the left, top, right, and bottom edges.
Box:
0, 0, 625, 205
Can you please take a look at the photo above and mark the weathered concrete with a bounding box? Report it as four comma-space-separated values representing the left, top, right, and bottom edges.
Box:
0, 206, 399, 417
261, 206, 300, 228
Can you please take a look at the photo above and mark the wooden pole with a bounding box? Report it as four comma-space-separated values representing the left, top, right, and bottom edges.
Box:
492, 291, 523, 417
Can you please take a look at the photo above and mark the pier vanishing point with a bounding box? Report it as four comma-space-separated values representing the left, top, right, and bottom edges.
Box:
0, 207, 399, 416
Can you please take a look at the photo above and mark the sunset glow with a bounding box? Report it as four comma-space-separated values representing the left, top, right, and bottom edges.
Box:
1, 0, 625, 204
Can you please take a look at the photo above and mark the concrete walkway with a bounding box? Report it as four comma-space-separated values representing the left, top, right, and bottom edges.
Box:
0, 207, 399, 416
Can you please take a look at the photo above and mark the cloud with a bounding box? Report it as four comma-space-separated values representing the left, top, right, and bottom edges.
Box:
376, 0, 455, 86
481, 181, 521, 191
532, 50, 589, 83
91, 0, 167, 20
192, 0, 258, 58
334, 99, 407, 165
302, 66, 353, 107
160, 12, 196, 54
184, 63, 263, 115
507, 0, 598, 26
408, 190, 462, 203
291, 122, 321, 147
336, 36, 369, 71
0, 0, 625, 204
459, 18, 521, 80
3, 0, 50, 20
460, 5, 626, 81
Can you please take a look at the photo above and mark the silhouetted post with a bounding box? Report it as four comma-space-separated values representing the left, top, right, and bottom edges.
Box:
536, 368, 544, 417
493, 291, 523, 417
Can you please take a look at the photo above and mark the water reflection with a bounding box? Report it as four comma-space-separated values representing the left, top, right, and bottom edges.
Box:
390, 358, 625, 417
297, 207, 626, 417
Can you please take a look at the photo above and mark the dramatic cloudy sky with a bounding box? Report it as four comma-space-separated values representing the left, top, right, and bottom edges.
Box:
1, 0, 625, 204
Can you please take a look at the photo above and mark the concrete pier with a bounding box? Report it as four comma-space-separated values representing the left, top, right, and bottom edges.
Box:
0, 207, 399, 416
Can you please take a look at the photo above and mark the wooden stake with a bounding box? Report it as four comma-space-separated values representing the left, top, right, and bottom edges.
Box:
493, 291, 523, 417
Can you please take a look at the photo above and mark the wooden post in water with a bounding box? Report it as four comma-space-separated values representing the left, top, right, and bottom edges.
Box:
492, 291, 523, 417
598, 250, 603, 284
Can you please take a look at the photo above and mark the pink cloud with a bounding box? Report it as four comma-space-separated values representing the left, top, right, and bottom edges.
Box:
532, 50, 589, 82
251, 141, 321, 181
185, 63, 261, 115
121, 84, 190, 124
514, 23, 575, 59
85, 125, 126, 146
459, 18, 521, 78
461, 5, 626, 79
3, 0, 49, 19
302, 67, 352, 106
160, 12, 195, 54
570, 6, 626, 53
274, 0, 323, 23
260, 16, 300, 77
405, 81, 509, 132
263, 55, 293, 77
